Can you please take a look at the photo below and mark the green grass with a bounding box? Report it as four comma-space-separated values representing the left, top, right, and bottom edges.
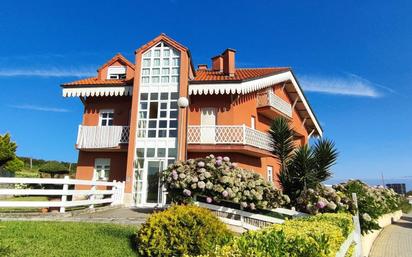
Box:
0, 221, 137, 257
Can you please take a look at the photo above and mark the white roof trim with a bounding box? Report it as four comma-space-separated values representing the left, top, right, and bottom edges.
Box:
189, 71, 323, 136
62, 86, 133, 97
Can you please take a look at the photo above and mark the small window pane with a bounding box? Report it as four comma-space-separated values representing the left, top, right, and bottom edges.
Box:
154, 58, 160, 66
170, 111, 178, 118
169, 129, 177, 137
160, 102, 167, 109
142, 77, 149, 83
172, 58, 179, 66
158, 148, 166, 157
158, 130, 167, 138
154, 49, 160, 57
159, 120, 167, 128
139, 111, 147, 119
163, 49, 170, 57
171, 92, 178, 100
162, 68, 169, 75
160, 111, 167, 118
169, 120, 177, 129
147, 148, 155, 157
136, 148, 145, 158
140, 93, 148, 100
138, 120, 147, 128
152, 76, 160, 83
161, 76, 169, 83
143, 59, 151, 67
140, 102, 148, 110
102, 120, 107, 126
142, 68, 150, 75
171, 76, 179, 83
163, 58, 170, 66
150, 93, 158, 100
160, 93, 168, 100
170, 101, 178, 109
168, 148, 177, 158
143, 51, 151, 57
152, 68, 160, 75
148, 130, 156, 138
172, 68, 179, 75
108, 120, 113, 126
149, 120, 157, 129
149, 102, 158, 119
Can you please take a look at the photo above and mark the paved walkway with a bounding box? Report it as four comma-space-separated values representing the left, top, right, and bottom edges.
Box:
369, 213, 412, 257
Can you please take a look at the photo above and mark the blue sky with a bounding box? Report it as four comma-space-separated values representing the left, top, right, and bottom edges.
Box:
0, 0, 411, 186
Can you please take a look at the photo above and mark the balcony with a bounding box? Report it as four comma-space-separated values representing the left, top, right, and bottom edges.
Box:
257, 90, 292, 119
187, 125, 272, 157
76, 125, 129, 150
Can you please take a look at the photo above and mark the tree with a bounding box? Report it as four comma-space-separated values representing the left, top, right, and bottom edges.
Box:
39, 161, 69, 178
270, 117, 338, 203
0, 133, 17, 167
3, 157, 24, 173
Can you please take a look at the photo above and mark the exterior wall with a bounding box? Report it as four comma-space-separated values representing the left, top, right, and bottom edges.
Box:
75, 151, 127, 189
82, 96, 132, 126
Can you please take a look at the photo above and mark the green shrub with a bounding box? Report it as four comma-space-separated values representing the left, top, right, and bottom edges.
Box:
3, 157, 24, 173
162, 155, 290, 210
135, 205, 233, 257
199, 213, 353, 257
399, 197, 412, 213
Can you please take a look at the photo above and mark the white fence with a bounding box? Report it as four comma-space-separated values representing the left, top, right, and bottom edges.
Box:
187, 125, 272, 152
0, 176, 125, 213
76, 125, 130, 149
257, 89, 293, 118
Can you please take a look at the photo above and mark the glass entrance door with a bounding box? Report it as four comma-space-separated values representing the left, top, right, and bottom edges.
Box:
143, 160, 165, 206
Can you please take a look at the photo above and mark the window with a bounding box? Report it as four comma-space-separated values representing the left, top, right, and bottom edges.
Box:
94, 158, 110, 181
100, 109, 114, 126
251, 116, 256, 129
107, 66, 126, 80
267, 166, 273, 183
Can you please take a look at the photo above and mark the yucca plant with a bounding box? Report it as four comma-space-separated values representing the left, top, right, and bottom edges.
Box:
269, 117, 338, 203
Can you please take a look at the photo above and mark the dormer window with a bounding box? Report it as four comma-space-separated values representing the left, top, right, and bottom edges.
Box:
107, 66, 126, 80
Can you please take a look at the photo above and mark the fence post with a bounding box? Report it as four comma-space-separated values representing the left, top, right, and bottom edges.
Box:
352, 193, 363, 257
60, 176, 69, 213
111, 180, 117, 206
89, 182, 96, 210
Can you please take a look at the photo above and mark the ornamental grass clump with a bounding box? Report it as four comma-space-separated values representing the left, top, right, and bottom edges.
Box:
162, 155, 290, 210
136, 205, 233, 257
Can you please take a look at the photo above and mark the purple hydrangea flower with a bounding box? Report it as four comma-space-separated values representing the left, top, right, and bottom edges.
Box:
216, 159, 222, 166
316, 201, 326, 209
217, 156, 223, 160
222, 190, 229, 197
183, 189, 192, 196
172, 173, 178, 180
206, 197, 213, 203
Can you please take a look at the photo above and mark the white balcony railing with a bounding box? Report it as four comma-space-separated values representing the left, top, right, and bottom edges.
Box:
76, 125, 130, 149
187, 125, 272, 152
257, 90, 292, 118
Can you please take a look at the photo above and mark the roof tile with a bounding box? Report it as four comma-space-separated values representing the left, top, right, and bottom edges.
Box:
62, 77, 133, 87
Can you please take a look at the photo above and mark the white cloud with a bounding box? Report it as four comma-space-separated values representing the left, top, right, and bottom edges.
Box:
0, 68, 95, 78
8, 104, 70, 113
300, 74, 383, 98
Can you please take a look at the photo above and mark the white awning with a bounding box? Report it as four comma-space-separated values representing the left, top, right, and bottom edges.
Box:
62, 86, 133, 97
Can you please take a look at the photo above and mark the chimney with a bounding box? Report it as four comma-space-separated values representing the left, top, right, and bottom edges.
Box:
222, 48, 236, 77
211, 55, 223, 72
197, 64, 208, 70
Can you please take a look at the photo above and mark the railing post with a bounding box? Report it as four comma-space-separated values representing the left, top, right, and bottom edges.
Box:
111, 180, 117, 206
242, 124, 246, 145
352, 193, 362, 257
60, 175, 69, 213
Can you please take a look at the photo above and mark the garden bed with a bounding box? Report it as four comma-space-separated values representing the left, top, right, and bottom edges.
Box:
0, 221, 137, 257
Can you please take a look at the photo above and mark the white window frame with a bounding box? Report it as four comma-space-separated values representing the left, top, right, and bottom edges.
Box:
267, 166, 273, 183
99, 109, 114, 126
94, 158, 111, 181
251, 116, 256, 129
107, 66, 126, 80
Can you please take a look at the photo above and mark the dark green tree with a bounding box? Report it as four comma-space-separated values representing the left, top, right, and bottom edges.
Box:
39, 161, 69, 178
270, 117, 338, 203
3, 157, 24, 173
0, 133, 17, 167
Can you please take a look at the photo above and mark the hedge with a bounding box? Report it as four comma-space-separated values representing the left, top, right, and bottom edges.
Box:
196, 213, 354, 257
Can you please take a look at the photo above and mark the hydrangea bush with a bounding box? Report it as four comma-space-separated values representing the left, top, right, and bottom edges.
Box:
162, 155, 290, 210
296, 180, 402, 234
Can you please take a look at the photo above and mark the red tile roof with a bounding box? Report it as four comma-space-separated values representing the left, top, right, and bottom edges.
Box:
191, 67, 290, 83
62, 77, 133, 87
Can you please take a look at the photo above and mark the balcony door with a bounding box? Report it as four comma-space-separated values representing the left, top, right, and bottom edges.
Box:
141, 159, 165, 207
200, 108, 216, 143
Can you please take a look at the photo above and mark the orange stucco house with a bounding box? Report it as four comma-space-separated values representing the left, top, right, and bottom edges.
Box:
62, 34, 322, 207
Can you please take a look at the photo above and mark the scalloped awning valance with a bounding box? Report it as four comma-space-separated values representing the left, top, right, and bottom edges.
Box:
62, 86, 133, 97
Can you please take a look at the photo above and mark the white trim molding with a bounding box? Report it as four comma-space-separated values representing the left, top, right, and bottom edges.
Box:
62, 86, 133, 97
189, 71, 323, 136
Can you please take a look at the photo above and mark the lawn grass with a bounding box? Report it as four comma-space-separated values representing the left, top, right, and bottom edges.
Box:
0, 221, 137, 257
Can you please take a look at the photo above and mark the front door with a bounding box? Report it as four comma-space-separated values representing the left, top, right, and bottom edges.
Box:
142, 159, 165, 206
200, 108, 216, 143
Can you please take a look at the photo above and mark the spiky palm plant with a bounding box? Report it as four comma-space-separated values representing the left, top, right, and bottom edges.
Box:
269, 117, 338, 203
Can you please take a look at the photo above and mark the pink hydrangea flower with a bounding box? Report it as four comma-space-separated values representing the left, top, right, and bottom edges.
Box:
183, 189, 191, 196
206, 197, 213, 203
316, 201, 326, 209
222, 190, 229, 197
